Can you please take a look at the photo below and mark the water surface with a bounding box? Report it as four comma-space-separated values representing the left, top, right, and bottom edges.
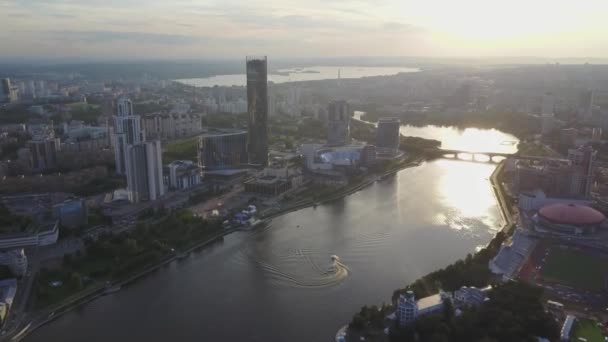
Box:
27, 126, 518, 342
176, 66, 419, 87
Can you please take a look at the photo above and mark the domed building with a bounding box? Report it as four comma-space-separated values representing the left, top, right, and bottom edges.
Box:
533, 203, 606, 236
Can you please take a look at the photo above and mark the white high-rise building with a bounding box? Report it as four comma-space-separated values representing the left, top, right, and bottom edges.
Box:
112, 97, 164, 203
125, 140, 165, 203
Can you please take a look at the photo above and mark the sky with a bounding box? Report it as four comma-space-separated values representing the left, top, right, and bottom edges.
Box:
2, 0, 608, 60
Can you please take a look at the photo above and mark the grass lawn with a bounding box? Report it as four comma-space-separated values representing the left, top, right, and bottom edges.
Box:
163, 138, 198, 162
541, 246, 608, 291
571, 319, 606, 342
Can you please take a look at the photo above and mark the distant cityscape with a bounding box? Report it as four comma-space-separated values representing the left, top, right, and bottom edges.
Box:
1, 59, 608, 341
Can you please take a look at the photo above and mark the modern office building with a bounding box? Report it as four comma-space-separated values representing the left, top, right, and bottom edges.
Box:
198, 129, 248, 170
327, 100, 351, 146
246, 56, 269, 166
165, 160, 201, 190
27, 137, 61, 172
125, 140, 164, 203
376, 118, 401, 152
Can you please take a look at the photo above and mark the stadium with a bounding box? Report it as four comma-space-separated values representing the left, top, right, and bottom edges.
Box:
532, 203, 606, 236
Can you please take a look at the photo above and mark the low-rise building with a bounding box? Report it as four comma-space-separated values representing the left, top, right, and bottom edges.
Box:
560, 314, 575, 341
0, 278, 17, 326
395, 291, 450, 326
53, 198, 88, 229
165, 160, 201, 191
0, 221, 59, 250
244, 166, 303, 196
453, 286, 490, 307
0, 249, 27, 277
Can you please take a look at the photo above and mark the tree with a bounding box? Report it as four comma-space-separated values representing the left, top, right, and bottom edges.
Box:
70, 272, 84, 290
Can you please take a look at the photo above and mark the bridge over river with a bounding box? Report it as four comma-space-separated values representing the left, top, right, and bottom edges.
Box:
425, 148, 557, 163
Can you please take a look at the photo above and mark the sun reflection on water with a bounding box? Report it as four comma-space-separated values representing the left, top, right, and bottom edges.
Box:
434, 160, 501, 231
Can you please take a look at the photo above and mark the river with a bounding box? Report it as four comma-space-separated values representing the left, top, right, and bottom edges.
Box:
175, 66, 419, 87
26, 127, 518, 342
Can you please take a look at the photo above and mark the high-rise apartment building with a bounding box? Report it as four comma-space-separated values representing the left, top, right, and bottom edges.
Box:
27, 137, 61, 172
246, 56, 269, 166
112, 97, 164, 203
125, 140, 164, 203
327, 100, 351, 146
568, 145, 596, 197
113, 98, 144, 174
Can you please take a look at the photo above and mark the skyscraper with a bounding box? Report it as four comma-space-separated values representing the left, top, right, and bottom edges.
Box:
246, 56, 269, 166
376, 118, 401, 152
125, 140, 164, 203
327, 100, 351, 146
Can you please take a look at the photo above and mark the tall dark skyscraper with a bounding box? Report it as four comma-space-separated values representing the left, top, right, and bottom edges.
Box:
246, 56, 269, 166
327, 100, 351, 146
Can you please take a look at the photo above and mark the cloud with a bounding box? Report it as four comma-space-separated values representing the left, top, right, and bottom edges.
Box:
49, 31, 207, 45
383, 22, 426, 32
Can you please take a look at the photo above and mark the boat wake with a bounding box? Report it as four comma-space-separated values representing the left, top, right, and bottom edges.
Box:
236, 248, 350, 288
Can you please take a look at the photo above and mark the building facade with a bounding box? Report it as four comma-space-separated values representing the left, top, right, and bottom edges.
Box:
397, 291, 418, 326
246, 56, 269, 166
0, 250, 27, 277
53, 198, 88, 229
27, 137, 61, 172
165, 160, 201, 190
142, 112, 203, 140
376, 118, 400, 152
567, 145, 596, 196
198, 129, 248, 170
113, 97, 144, 175
125, 140, 164, 203
327, 100, 351, 146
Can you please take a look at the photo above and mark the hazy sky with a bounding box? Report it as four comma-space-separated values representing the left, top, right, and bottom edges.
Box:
2, 0, 608, 60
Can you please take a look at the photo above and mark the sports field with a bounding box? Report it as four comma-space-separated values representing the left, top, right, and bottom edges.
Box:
541, 246, 608, 291
571, 319, 606, 342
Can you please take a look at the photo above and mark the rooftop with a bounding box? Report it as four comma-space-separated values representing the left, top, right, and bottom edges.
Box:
539, 203, 606, 226
417, 294, 443, 311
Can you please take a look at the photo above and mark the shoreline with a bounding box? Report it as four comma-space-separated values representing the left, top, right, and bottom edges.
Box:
336, 158, 514, 340
11, 157, 423, 341
9, 227, 238, 342
262, 158, 423, 220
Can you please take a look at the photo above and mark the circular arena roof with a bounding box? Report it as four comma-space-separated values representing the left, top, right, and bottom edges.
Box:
538, 203, 606, 226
